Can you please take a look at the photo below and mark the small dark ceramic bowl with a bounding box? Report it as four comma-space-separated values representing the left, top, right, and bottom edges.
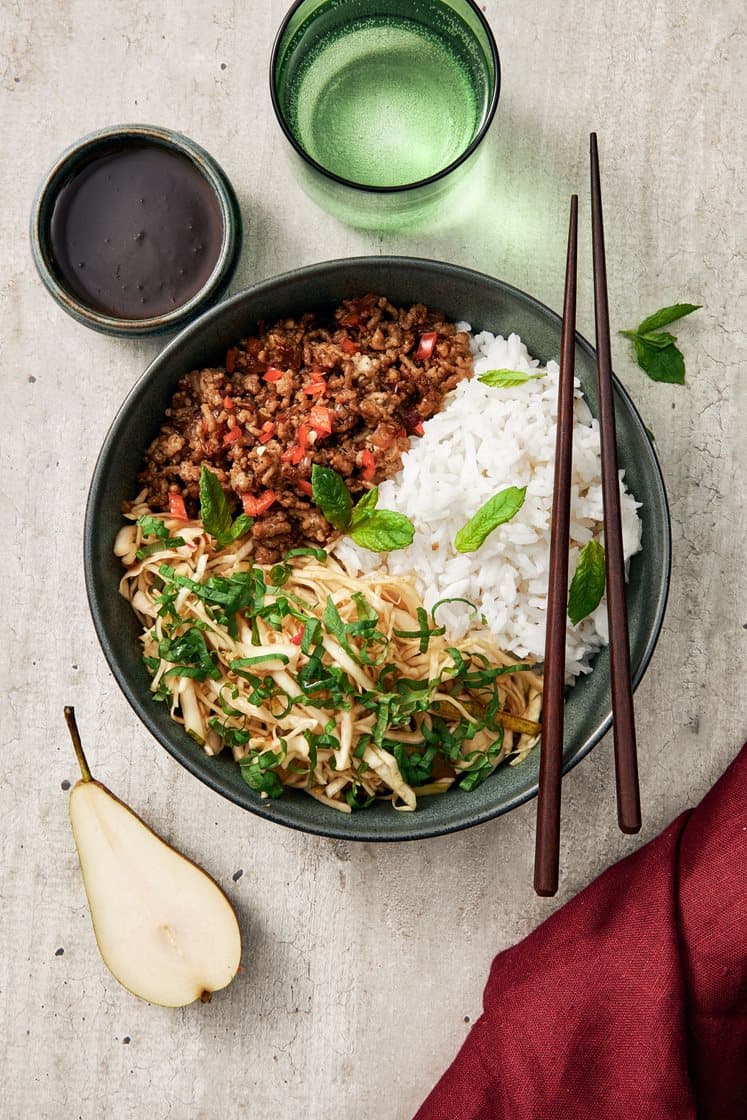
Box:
30, 124, 242, 338
85, 257, 671, 841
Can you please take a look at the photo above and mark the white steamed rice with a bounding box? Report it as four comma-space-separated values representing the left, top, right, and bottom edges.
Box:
335, 329, 642, 678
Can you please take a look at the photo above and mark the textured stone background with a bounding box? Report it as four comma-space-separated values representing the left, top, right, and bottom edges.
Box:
1, 1, 745, 1117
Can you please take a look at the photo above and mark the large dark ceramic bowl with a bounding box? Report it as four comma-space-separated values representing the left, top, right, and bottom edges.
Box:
85, 257, 670, 841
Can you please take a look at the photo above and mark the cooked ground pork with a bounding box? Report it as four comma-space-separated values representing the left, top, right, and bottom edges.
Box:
134, 294, 473, 561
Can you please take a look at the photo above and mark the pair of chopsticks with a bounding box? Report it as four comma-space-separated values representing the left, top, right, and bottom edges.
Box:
534, 133, 641, 898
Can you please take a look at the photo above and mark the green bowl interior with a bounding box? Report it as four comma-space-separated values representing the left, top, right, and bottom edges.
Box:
84, 257, 670, 840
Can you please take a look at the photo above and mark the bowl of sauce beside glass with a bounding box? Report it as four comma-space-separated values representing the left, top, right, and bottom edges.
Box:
31, 124, 242, 337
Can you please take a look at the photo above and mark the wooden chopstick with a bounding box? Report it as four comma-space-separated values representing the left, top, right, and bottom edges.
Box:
590, 132, 641, 835
534, 194, 578, 897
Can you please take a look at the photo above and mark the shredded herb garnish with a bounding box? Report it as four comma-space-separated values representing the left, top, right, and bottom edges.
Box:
136, 515, 186, 560
140, 545, 538, 808
393, 607, 446, 653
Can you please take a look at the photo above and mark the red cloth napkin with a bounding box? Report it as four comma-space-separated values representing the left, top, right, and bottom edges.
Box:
414, 745, 747, 1120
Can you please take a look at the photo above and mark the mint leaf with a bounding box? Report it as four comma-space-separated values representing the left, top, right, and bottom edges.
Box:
478, 369, 545, 388
620, 303, 699, 384
199, 465, 233, 541
199, 465, 253, 548
351, 487, 379, 523
311, 465, 414, 551
631, 337, 686, 385
227, 513, 253, 543
349, 510, 414, 552
636, 303, 701, 334
636, 330, 678, 351
454, 486, 527, 553
311, 464, 352, 531
568, 539, 606, 625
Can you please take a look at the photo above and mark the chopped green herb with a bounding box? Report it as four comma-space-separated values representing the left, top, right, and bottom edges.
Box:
208, 717, 251, 749
345, 783, 375, 810
158, 627, 220, 682
620, 303, 700, 385
430, 598, 478, 626
230, 653, 290, 669
238, 749, 286, 798
138, 515, 169, 538
393, 607, 446, 653
322, 595, 359, 662
457, 731, 504, 791
135, 514, 185, 559
285, 547, 328, 562
478, 368, 545, 388
454, 486, 527, 553
568, 539, 606, 625
142, 534, 538, 809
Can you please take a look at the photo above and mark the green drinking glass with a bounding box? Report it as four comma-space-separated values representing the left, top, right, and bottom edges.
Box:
270, 0, 500, 229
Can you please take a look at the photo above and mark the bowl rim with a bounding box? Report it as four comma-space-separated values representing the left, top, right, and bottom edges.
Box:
269, 0, 501, 195
84, 255, 671, 840
29, 123, 242, 338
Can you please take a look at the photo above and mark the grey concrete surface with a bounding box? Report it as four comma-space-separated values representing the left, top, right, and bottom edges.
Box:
2, 1, 745, 1117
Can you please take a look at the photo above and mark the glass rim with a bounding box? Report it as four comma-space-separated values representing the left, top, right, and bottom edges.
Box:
269, 0, 501, 196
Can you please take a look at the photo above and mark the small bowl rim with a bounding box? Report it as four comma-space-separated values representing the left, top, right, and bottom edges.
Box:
29, 123, 242, 338
269, 0, 501, 195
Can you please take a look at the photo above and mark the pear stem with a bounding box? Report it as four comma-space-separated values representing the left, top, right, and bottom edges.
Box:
64, 706, 93, 783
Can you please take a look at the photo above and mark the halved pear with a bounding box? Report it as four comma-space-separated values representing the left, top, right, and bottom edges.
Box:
64, 707, 241, 1007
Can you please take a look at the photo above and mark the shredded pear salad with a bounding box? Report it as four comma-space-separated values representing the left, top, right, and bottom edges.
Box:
116, 469, 542, 813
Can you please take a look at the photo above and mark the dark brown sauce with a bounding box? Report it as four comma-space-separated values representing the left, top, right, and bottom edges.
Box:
49, 142, 224, 320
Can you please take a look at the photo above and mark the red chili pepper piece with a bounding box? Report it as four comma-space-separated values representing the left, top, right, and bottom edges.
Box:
341, 337, 359, 355
341, 313, 359, 327
223, 427, 242, 446
297, 479, 313, 496
241, 490, 276, 517
290, 626, 305, 646
302, 381, 327, 397
358, 448, 376, 481
413, 421, 425, 436
309, 405, 333, 436
263, 366, 284, 383
258, 421, 276, 444
223, 395, 235, 411
167, 492, 188, 520
281, 423, 310, 465
415, 331, 438, 360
